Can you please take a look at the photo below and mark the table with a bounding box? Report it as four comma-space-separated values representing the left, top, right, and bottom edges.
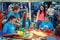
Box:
3, 30, 55, 40
13, 30, 55, 40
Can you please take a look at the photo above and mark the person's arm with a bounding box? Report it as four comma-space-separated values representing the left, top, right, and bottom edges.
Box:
17, 17, 20, 20
52, 9, 55, 15
46, 11, 48, 15
36, 10, 40, 22
7, 11, 12, 19
20, 19, 22, 26
14, 22, 20, 26
39, 22, 43, 29
12, 21, 20, 26
47, 8, 50, 13
50, 23, 54, 31
16, 13, 20, 20
16, 20, 20, 24
3, 24, 8, 34
3, 34, 13, 37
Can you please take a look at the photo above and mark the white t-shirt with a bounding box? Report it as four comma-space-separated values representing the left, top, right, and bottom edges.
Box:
48, 8, 55, 15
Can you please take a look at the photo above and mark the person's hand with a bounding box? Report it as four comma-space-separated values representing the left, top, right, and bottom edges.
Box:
40, 28, 44, 31
17, 20, 20, 24
4, 34, 12, 37
17, 23, 20, 26
41, 28, 44, 30
12, 21, 20, 26
17, 17, 20, 20
12, 33, 19, 36
12, 21, 16, 24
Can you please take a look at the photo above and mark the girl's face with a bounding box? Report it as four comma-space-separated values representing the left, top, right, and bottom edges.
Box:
26, 13, 29, 19
40, 6, 44, 11
45, 17, 49, 22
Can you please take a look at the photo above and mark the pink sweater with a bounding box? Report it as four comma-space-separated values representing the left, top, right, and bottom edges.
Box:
37, 10, 48, 21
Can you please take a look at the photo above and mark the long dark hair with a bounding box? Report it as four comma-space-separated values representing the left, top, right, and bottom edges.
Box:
39, 5, 46, 16
22, 12, 30, 28
23, 12, 27, 20
22, 12, 26, 28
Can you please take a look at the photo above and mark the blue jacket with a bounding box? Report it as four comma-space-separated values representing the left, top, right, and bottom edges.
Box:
40, 21, 54, 31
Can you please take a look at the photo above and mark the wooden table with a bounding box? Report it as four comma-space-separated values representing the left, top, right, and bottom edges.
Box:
12, 30, 55, 40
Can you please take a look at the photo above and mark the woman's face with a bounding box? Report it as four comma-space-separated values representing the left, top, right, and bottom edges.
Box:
40, 6, 44, 11
26, 13, 29, 19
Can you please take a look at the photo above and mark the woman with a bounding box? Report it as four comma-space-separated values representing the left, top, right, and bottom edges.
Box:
36, 5, 48, 29
20, 12, 31, 29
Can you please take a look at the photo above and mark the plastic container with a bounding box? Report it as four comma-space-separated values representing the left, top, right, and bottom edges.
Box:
20, 28, 25, 32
